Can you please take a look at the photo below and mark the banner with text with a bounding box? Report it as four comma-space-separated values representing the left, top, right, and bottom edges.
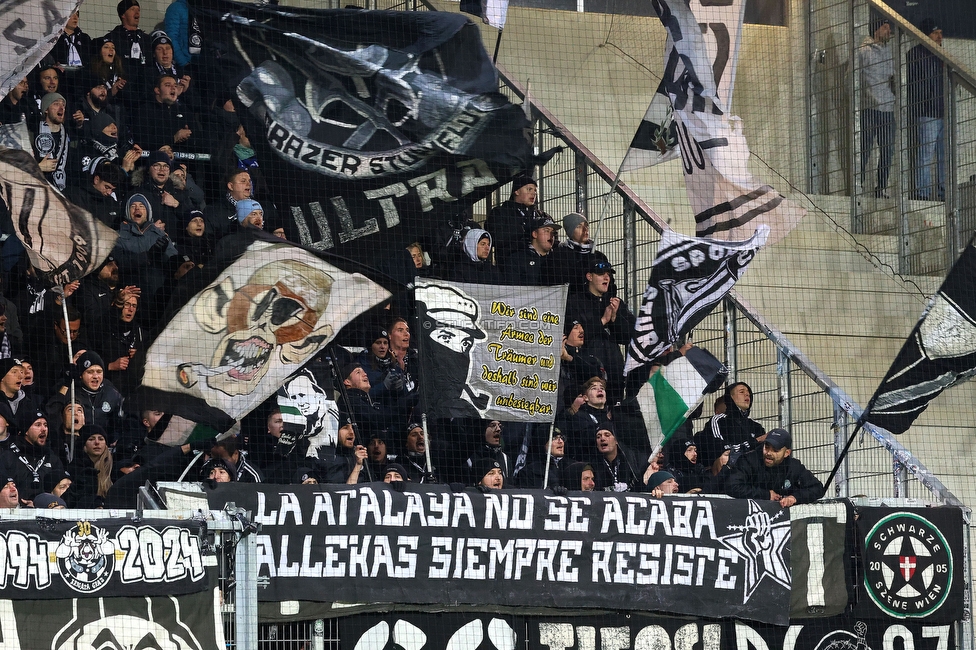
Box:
416, 279, 567, 422
0, 518, 209, 599
855, 506, 964, 622
203, 484, 859, 625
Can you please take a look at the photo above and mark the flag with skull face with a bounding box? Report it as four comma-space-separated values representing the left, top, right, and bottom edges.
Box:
142, 239, 389, 425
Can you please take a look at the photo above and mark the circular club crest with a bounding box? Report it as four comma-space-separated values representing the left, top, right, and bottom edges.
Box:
863, 513, 952, 618
55, 521, 116, 593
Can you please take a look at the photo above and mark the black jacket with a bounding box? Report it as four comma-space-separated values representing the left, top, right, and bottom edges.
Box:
564, 290, 635, 405
726, 451, 824, 504
700, 384, 766, 465
485, 200, 537, 267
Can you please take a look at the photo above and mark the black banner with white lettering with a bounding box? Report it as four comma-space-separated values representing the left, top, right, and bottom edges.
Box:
528, 613, 954, 650
855, 507, 964, 622
204, 484, 862, 625
0, 590, 224, 649
193, 0, 530, 263
0, 518, 209, 599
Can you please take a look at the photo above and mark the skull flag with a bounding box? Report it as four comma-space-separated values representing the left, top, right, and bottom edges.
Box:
142, 239, 390, 425
192, 0, 530, 262
0, 149, 118, 285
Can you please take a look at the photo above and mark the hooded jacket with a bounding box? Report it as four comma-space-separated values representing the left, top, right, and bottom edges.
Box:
726, 450, 824, 504
454, 229, 501, 284
701, 382, 766, 464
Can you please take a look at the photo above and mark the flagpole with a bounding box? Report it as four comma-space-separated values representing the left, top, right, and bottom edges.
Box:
820, 421, 864, 497
492, 29, 503, 64
421, 412, 433, 478
541, 422, 555, 489
55, 285, 77, 463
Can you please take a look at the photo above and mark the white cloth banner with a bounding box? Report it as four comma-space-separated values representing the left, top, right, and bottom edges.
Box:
0, 0, 80, 99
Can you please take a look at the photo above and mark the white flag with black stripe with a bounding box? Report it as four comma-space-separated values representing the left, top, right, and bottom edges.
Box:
621, 0, 746, 171
624, 225, 768, 375
676, 110, 805, 244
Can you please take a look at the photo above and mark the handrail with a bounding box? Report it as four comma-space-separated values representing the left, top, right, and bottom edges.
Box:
728, 291, 965, 508
494, 62, 672, 235
871, 0, 976, 96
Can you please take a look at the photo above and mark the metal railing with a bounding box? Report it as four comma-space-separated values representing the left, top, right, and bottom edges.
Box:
808, 0, 976, 275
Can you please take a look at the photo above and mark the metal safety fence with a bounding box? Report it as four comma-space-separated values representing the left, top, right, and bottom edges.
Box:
808, 0, 976, 275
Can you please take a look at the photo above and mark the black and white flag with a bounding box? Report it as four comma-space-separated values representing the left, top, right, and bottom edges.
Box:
624, 225, 767, 374
622, 0, 804, 245
0, 0, 80, 99
194, 1, 529, 264
0, 148, 117, 285
862, 242, 976, 434
620, 0, 745, 170
416, 279, 566, 421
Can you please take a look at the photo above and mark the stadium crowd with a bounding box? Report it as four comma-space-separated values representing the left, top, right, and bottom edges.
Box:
0, 1, 823, 511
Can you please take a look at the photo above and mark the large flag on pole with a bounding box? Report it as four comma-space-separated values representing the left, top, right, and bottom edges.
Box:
0, 149, 117, 284
142, 238, 390, 429
624, 225, 768, 375
620, 0, 746, 170
861, 242, 976, 434
622, 0, 805, 245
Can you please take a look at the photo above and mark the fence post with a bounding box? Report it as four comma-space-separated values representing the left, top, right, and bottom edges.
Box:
946, 71, 959, 265
723, 298, 738, 382
892, 460, 909, 498
832, 404, 850, 497
776, 347, 792, 430
623, 198, 636, 306
235, 528, 259, 650
575, 150, 588, 216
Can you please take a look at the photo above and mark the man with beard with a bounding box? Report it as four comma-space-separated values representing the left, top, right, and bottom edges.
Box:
700, 382, 766, 466
1, 408, 63, 502
416, 284, 488, 419
663, 437, 706, 493
564, 461, 596, 492
113, 193, 178, 307
565, 258, 635, 405
66, 160, 126, 229
486, 175, 538, 267
32, 93, 70, 190
70, 73, 133, 145
518, 430, 575, 489
727, 428, 823, 507
319, 414, 368, 484
130, 74, 195, 153
400, 422, 433, 483
465, 419, 511, 483
138, 150, 191, 225
591, 423, 644, 492
101, 293, 147, 397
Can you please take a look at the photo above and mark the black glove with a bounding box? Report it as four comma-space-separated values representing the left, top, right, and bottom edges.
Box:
449, 482, 466, 493
551, 485, 568, 496
383, 372, 405, 392
476, 484, 494, 494
151, 235, 171, 252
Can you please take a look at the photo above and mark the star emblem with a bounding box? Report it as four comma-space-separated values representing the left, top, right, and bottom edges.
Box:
718, 500, 792, 602
880, 534, 934, 599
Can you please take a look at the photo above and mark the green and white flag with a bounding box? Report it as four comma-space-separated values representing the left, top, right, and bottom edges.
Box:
639, 346, 727, 444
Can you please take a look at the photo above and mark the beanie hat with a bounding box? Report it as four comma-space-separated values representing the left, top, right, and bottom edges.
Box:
151, 30, 172, 50
32, 493, 67, 509
384, 463, 408, 480
0, 358, 20, 379
339, 362, 363, 382
117, 0, 139, 18
76, 350, 105, 373
16, 408, 46, 436
368, 327, 389, 347
563, 212, 586, 235
146, 150, 172, 169
647, 470, 675, 489
200, 458, 236, 481
696, 435, 731, 468
472, 457, 502, 484
41, 469, 71, 493
236, 199, 263, 222
125, 193, 153, 222
509, 174, 535, 194
79, 424, 112, 448
41, 93, 66, 113
90, 111, 117, 136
